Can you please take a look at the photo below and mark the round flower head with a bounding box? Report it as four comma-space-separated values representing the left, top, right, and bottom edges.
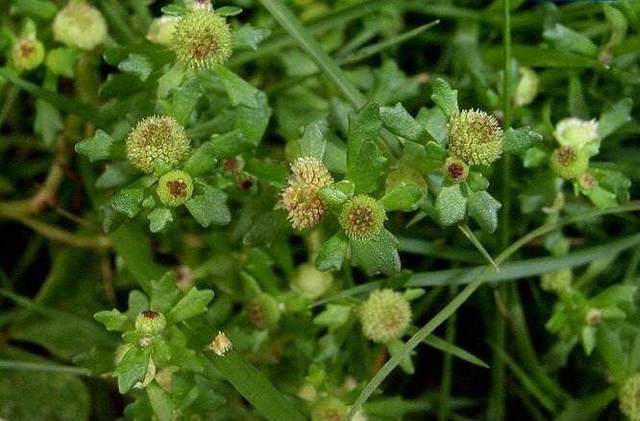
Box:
620, 373, 640, 421
553, 118, 599, 150
171, 10, 233, 70
281, 157, 333, 231
246, 293, 281, 330
157, 170, 194, 207
291, 263, 333, 299
53, 0, 107, 50
11, 37, 45, 71
187, 0, 213, 10
359, 289, 411, 343
444, 157, 469, 183
311, 397, 349, 421
126, 116, 191, 173
135, 310, 167, 335
550, 145, 589, 180
147, 16, 178, 46
514, 66, 539, 107
447, 109, 504, 166
578, 173, 598, 191
339, 195, 386, 241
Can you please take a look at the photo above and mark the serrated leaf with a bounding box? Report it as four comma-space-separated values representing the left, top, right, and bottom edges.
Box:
233, 25, 271, 51
215, 65, 258, 107
316, 234, 348, 271
435, 184, 467, 226
112, 188, 145, 218
467, 191, 501, 233
380, 103, 427, 143
75, 130, 115, 162
351, 229, 401, 276
503, 127, 543, 154
209, 130, 255, 159
118, 53, 153, 82
382, 182, 424, 211
148, 208, 173, 233
430, 78, 458, 118
417, 106, 448, 144
94, 309, 129, 332
115, 346, 151, 394
183, 141, 217, 176
168, 287, 214, 323
348, 140, 387, 194
347, 103, 382, 159
185, 185, 231, 227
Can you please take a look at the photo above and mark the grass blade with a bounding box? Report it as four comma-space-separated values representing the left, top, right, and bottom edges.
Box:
458, 224, 500, 271
0, 360, 92, 376
424, 335, 489, 369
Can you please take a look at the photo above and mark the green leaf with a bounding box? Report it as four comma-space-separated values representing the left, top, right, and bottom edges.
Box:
118, 53, 153, 81
168, 78, 202, 125
417, 107, 447, 144
168, 287, 214, 323
544, 24, 598, 57
351, 229, 401, 276
147, 382, 173, 421
382, 182, 423, 211
435, 184, 467, 226
347, 103, 382, 157
75, 130, 116, 162
112, 188, 145, 218
147, 208, 173, 233
313, 304, 351, 329
214, 65, 259, 107
93, 309, 129, 332
297, 121, 328, 160
217, 6, 243, 16
233, 25, 271, 51
387, 339, 415, 374
115, 346, 151, 394
316, 234, 348, 271
379, 103, 427, 143
598, 98, 633, 139
208, 130, 255, 159
45, 47, 78, 78
347, 107, 387, 193
183, 142, 217, 176
503, 127, 543, 154
583, 186, 618, 209
423, 335, 489, 368
34, 99, 63, 146
430, 78, 459, 118
150, 273, 180, 314
318, 184, 349, 210
467, 191, 502, 233
185, 185, 231, 227
10, 0, 58, 20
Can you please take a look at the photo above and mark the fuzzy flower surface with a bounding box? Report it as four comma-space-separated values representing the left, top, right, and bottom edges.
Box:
135, 310, 167, 335
339, 195, 386, 241
171, 10, 232, 70
53, 0, 107, 50
553, 117, 599, 151
359, 289, 411, 343
126, 116, 191, 174
447, 109, 504, 166
11, 37, 45, 71
281, 157, 333, 230
620, 373, 640, 421
157, 170, 194, 207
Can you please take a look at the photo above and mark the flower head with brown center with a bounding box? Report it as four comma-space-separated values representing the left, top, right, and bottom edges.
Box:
171, 9, 232, 70
447, 109, 504, 166
280, 157, 333, 230
157, 170, 194, 207
339, 195, 386, 240
359, 289, 412, 343
126, 116, 191, 173
550, 145, 589, 180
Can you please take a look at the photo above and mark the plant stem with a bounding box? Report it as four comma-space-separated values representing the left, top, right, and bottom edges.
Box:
438, 286, 458, 421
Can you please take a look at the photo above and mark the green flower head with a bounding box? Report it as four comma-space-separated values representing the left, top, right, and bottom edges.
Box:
135, 310, 167, 335
11, 37, 45, 71
620, 373, 640, 421
550, 145, 589, 180
156, 170, 194, 207
246, 293, 281, 330
443, 157, 469, 183
339, 195, 386, 241
447, 109, 504, 166
53, 0, 107, 50
359, 289, 411, 343
171, 10, 233, 70
126, 116, 191, 174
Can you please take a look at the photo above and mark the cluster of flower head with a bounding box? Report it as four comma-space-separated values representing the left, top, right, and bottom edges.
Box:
53, 0, 107, 50
126, 116, 191, 174
447, 109, 504, 166
171, 8, 233, 70
359, 289, 411, 343
281, 157, 334, 230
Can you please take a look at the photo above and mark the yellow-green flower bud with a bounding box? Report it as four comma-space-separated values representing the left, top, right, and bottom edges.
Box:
443, 157, 469, 183
514, 67, 539, 107
550, 145, 589, 180
359, 289, 411, 343
291, 263, 333, 299
171, 10, 232, 70
447, 109, 504, 166
620, 373, 640, 421
281, 157, 334, 231
135, 310, 167, 335
339, 195, 386, 241
584, 308, 602, 326
246, 293, 281, 330
311, 397, 349, 421
126, 116, 191, 174
553, 117, 599, 150
53, 0, 107, 50
11, 37, 45, 71
578, 173, 598, 191
146, 16, 178, 46
156, 170, 194, 207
